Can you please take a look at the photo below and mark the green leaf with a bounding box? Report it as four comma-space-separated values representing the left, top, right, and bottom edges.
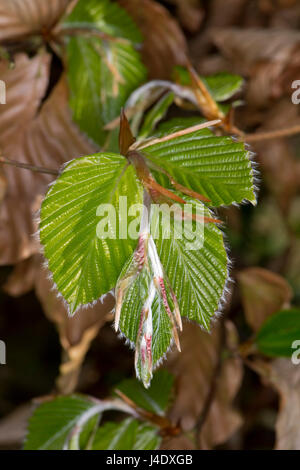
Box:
173, 66, 243, 102
139, 92, 175, 139
24, 395, 95, 450
64, 0, 142, 43
39, 153, 143, 315
133, 423, 161, 450
79, 414, 99, 450
140, 127, 256, 206
92, 418, 160, 450
118, 261, 173, 378
155, 201, 227, 329
255, 308, 300, 357
202, 73, 244, 102
115, 370, 174, 415
65, 0, 146, 146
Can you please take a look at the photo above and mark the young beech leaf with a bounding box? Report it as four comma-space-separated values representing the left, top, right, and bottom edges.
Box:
39, 120, 256, 387
255, 308, 300, 358
39, 154, 143, 315
139, 91, 175, 139
115, 370, 174, 415
24, 395, 96, 450
64, 0, 146, 146
138, 126, 256, 207
117, 199, 228, 386
173, 66, 244, 102
92, 418, 160, 450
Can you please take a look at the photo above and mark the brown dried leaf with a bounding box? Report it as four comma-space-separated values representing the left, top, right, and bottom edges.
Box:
251, 358, 300, 450
167, 0, 204, 33
0, 170, 7, 203
160, 435, 196, 450
118, 0, 188, 79
237, 267, 293, 332
0, 0, 70, 42
211, 28, 300, 107
0, 53, 96, 265
35, 263, 114, 394
3, 256, 39, 296
249, 100, 300, 210
5, 255, 114, 394
167, 320, 243, 449
5, 254, 114, 394
268, 359, 300, 450
0, 403, 32, 449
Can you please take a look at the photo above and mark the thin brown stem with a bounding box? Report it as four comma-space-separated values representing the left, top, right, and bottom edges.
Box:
0, 156, 59, 176
242, 124, 300, 143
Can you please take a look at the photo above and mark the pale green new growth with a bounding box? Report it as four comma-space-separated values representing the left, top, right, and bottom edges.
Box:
39, 122, 256, 387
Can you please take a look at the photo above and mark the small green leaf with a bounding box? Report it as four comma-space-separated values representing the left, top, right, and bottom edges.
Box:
24, 395, 95, 450
92, 418, 160, 450
39, 153, 143, 315
139, 92, 175, 139
202, 73, 244, 102
133, 423, 161, 450
65, 0, 146, 146
115, 370, 174, 415
256, 308, 300, 358
173, 66, 243, 102
64, 0, 142, 43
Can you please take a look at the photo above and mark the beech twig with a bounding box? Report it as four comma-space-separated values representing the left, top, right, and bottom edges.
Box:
242, 124, 300, 143
0, 156, 59, 176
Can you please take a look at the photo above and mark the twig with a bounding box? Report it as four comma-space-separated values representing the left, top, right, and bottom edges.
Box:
0, 156, 59, 176
242, 124, 300, 143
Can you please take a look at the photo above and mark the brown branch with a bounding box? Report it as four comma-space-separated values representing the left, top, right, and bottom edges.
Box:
0, 156, 59, 176
242, 124, 300, 143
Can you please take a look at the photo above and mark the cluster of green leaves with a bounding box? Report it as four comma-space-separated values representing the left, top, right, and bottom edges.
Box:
24, 371, 173, 450
39, 0, 257, 387
39, 121, 256, 381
